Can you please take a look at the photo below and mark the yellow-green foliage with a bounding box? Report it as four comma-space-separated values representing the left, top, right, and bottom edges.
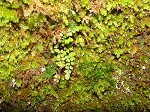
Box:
0, 0, 150, 111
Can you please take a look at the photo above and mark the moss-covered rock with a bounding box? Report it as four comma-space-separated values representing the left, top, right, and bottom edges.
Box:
0, 0, 150, 111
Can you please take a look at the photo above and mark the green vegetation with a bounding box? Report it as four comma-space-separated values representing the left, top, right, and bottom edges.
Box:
0, 0, 150, 111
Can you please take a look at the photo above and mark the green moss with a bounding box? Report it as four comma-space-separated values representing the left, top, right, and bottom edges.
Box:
0, 6, 18, 26
0, 0, 150, 111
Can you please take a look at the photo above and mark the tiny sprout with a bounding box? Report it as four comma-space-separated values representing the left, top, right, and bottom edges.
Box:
41, 67, 46, 72
142, 66, 146, 70
71, 10, 76, 15
53, 78, 59, 83
10, 78, 16, 87
54, 74, 60, 79
60, 33, 63, 36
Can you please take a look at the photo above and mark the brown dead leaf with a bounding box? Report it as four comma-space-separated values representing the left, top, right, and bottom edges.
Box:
22, 1, 34, 17
52, 27, 64, 43
39, 27, 48, 36
82, 16, 90, 24
131, 39, 137, 44
22, 0, 50, 17
74, 0, 81, 12
18, 69, 37, 87
89, 0, 104, 13
129, 46, 139, 56
34, 0, 49, 15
